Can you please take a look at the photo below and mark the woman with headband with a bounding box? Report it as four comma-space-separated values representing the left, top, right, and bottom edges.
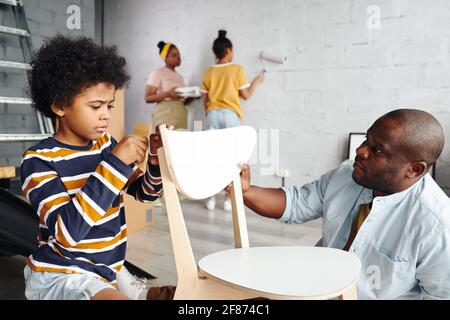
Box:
145, 41, 192, 130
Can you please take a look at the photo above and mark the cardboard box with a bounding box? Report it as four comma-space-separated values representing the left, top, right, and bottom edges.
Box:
109, 90, 154, 234
133, 122, 151, 137
0, 166, 15, 179
123, 195, 154, 234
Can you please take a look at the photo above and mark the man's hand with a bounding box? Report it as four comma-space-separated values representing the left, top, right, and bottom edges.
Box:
149, 124, 174, 165
225, 163, 251, 196
226, 163, 286, 219
112, 134, 149, 165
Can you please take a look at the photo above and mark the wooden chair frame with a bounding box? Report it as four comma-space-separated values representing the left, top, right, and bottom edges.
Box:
157, 126, 359, 300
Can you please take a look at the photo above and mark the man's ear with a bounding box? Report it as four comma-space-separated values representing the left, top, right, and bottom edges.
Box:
407, 161, 428, 179
50, 103, 65, 117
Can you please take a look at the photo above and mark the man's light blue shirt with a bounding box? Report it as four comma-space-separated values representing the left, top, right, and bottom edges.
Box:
280, 160, 450, 299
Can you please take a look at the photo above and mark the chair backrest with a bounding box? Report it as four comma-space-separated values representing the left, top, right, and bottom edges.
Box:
159, 125, 257, 199
157, 125, 257, 284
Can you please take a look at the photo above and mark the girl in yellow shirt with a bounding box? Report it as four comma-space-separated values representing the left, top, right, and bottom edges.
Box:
201, 30, 264, 210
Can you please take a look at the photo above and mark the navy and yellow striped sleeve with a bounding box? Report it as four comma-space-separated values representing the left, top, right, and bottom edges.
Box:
21, 150, 134, 245
106, 136, 162, 202
123, 153, 162, 202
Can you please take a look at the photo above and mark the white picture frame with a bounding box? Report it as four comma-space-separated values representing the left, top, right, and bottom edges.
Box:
347, 133, 366, 161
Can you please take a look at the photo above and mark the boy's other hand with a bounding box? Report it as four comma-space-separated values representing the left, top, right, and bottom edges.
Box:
149, 124, 174, 166
112, 134, 149, 165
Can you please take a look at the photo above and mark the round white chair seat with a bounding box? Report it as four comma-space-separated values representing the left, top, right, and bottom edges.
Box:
198, 246, 361, 299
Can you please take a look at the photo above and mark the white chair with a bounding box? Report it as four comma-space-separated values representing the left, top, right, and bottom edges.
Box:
157, 125, 361, 300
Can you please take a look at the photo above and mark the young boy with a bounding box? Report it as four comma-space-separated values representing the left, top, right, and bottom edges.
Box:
21, 35, 174, 300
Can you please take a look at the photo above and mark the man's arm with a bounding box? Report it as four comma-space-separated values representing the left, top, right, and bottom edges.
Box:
227, 163, 331, 224
242, 186, 286, 219
226, 163, 286, 219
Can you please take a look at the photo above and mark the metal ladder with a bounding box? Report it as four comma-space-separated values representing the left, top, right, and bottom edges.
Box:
0, 0, 54, 142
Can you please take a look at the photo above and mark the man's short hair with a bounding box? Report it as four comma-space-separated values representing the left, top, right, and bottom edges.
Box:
383, 109, 445, 166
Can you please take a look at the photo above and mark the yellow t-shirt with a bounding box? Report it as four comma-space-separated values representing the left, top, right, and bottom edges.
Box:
201, 63, 249, 119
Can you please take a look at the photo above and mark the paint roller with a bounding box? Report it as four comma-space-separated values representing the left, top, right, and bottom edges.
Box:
258, 51, 288, 74
260, 51, 288, 64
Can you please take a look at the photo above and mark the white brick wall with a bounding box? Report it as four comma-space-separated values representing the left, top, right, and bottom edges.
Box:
103, 0, 450, 194
0, 0, 95, 166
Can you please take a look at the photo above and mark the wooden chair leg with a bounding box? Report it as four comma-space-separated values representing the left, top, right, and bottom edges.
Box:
173, 284, 193, 300
337, 284, 358, 300
174, 278, 258, 300
229, 177, 249, 249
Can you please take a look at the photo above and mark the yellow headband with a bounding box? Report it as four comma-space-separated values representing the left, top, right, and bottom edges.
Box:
160, 42, 172, 61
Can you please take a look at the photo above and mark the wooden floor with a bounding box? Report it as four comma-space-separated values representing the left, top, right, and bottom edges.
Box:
126, 195, 323, 287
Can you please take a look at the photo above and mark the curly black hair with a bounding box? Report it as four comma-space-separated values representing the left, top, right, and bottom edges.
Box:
30, 35, 130, 118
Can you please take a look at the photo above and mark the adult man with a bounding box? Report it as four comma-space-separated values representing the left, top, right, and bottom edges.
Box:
230, 109, 450, 299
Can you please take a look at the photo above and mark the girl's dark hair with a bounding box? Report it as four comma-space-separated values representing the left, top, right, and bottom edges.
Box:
157, 41, 175, 54
30, 35, 130, 119
212, 30, 232, 60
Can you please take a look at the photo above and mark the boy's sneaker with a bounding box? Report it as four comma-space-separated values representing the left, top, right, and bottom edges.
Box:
223, 198, 232, 212
116, 266, 148, 300
206, 196, 216, 210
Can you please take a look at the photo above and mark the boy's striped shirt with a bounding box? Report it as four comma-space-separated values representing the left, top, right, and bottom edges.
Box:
20, 133, 162, 282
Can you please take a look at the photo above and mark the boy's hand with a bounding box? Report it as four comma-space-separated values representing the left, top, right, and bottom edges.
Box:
112, 134, 148, 165
225, 163, 251, 196
149, 124, 174, 166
